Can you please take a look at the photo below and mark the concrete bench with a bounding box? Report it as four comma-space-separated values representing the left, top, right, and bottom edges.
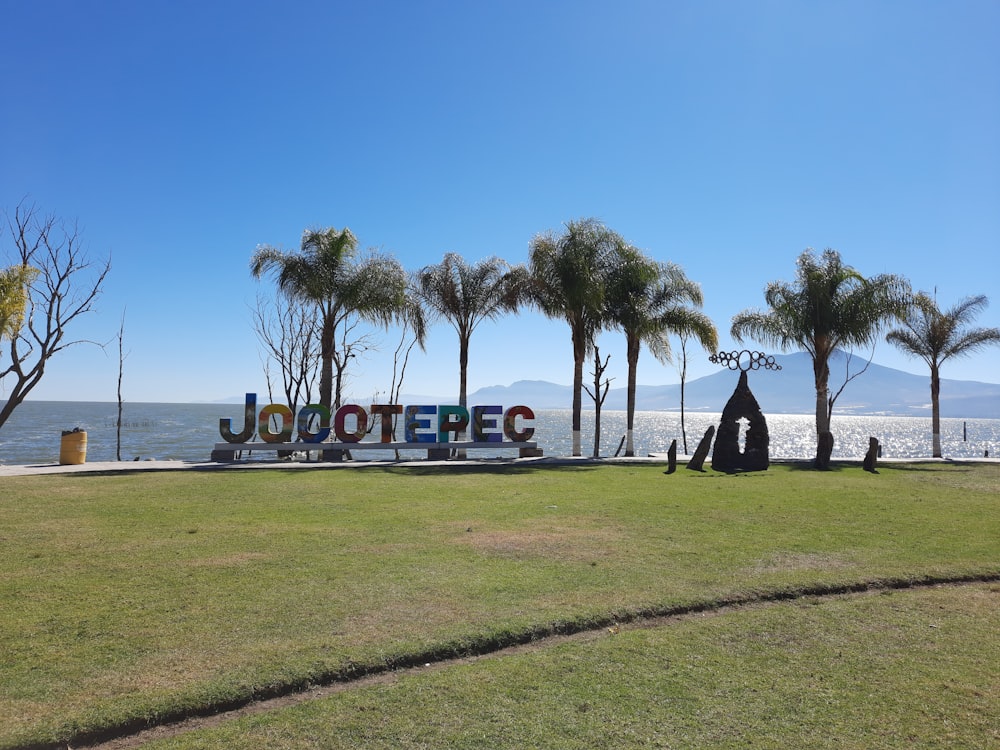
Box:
211, 441, 541, 462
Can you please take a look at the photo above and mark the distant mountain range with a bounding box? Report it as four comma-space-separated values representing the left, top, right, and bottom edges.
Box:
437, 352, 1000, 419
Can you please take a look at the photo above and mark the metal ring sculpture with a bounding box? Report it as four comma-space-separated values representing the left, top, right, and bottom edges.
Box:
709, 350, 782, 372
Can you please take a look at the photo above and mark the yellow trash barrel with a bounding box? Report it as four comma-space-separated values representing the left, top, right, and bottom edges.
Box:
59, 429, 88, 465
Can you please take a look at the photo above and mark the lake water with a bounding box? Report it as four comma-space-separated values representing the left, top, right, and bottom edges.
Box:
1, 401, 998, 466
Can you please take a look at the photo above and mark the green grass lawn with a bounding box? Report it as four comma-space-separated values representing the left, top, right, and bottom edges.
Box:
143, 583, 1000, 750
1, 462, 998, 748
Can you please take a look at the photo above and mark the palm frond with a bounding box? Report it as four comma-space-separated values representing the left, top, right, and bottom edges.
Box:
888, 290, 1000, 367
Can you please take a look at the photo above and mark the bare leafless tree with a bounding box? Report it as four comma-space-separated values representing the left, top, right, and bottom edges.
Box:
373, 299, 426, 457
827, 348, 875, 421
583, 342, 612, 457
331, 316, 378, 409
0, 202, 111, 428
387, 318, 421, 407
251, 289, 322, 415
116, 310, 128, 460
676, 332, 691, 454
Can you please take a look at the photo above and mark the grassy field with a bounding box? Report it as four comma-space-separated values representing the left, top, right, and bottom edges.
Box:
1, 462, 998, 748
141, 583, 999, 749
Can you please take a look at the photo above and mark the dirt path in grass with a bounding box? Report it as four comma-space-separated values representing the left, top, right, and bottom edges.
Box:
73, 576, 999, 750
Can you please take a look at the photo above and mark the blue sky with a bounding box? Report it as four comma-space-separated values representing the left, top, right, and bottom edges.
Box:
2, 0, 998, 405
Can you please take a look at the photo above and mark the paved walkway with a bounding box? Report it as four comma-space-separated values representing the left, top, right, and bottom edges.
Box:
2, 454, 995, 477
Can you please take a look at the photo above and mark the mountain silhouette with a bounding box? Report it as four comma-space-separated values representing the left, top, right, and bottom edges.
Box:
460, 352, 1000, 419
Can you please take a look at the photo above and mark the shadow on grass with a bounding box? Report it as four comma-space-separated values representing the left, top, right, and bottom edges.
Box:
879, 462, 981, 474
379, 464, 606, 477
70, 462, 614, 480
783, 461, 846, 473
55, 457, 994, 483
312, 461, 611, 478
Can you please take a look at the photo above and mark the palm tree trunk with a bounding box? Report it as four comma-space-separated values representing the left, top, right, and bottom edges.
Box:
571, 326, 586, 457
457, 334, 470, 456
319, 316, 335, 410
625, 334, 640, 457
815, 380, 831, 434
930, 364, 942, 458
572, 353, 583, 457
459, 331, 469, 408
813, 354, 833, 469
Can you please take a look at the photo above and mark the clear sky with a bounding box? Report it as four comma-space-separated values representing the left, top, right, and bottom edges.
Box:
2, 0, 998, 404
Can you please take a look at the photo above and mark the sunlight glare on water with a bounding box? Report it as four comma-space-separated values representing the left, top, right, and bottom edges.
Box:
1, 402, 998, 465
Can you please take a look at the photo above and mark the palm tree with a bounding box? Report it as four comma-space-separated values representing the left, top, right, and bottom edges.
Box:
251, 227, 421, 409
886, 292, 1000, 457
731, 248, 909, 469
414, 253, 528, 409
528, 218, 623, 456
603, 246, 717, 456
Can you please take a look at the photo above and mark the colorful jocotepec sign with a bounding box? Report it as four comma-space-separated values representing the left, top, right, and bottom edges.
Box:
219, 393, 535, 445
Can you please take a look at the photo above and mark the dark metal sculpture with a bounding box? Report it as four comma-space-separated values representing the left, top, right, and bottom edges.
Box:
708, 349, 781, 374
664, 439, 677, 474
863, 437, 880, 473
708, 350, 781, 473
686, 425, 715, 472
